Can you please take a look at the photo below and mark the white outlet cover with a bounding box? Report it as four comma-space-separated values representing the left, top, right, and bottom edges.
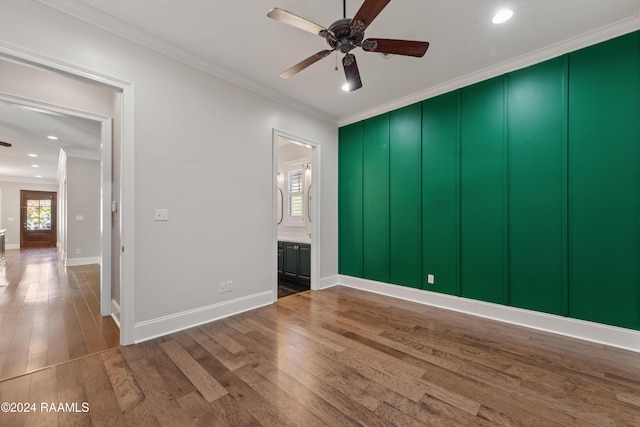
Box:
427, 274, 435, 284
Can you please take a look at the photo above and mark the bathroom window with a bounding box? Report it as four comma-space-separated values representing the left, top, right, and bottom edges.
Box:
285, 159, 305, 226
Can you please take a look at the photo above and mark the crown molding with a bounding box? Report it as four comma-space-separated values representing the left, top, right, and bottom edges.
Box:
338, 13, 640, 126
35, 1, 640, 129
0, 175, 58, 185
37, 0, 338, 127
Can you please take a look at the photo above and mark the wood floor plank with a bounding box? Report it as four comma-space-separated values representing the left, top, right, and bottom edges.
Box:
26, 366, 58, 427
159, 339, 227, 403
0, 285, 638, 426
0, 249, 118, 381
121, 344, 197, 427
101, 348, 145, 412
177, 390, 228, 427
233, 364, 328, 427
80, 354, 125, 427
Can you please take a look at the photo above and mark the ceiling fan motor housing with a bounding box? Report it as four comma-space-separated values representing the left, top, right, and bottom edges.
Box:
327, 18, 364, 53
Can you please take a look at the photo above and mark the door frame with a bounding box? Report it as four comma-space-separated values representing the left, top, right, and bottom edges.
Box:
272, 128, 321, 301
0, 43, 136, 346
20, 190, 57, 248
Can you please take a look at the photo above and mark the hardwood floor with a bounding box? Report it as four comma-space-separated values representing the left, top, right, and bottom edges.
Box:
0, 248, 119, 381
0, 286, 638, 426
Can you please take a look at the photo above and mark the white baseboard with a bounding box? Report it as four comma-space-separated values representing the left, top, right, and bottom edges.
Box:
319, 274, 339, 290
338, 275, 640, 353
111, 299, 121, 328
65, 256, 100, 267
6, 244, 19, 250
133, 291, 273, 344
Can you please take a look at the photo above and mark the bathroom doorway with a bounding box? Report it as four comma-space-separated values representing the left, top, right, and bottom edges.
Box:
273, 130, 320, 300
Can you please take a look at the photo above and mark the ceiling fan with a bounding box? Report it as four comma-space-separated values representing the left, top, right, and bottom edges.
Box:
267, 0, 430, 91
0, 141, 11, 148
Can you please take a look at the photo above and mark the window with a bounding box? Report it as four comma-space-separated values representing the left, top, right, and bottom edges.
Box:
285, 159, 305, 226
26, 199, 52, 230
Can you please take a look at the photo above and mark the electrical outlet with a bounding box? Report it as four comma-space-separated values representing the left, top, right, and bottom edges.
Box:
76, 249, 81, 254
427, 274, 435, 285
226, 280, 233, 292
219, 282, 226, 293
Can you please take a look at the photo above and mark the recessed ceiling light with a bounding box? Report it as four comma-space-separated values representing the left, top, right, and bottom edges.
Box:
342, 83, 350, 91
35, 175, 42, 178
47, 135, 58, 140
28, 153, 38, 157
32, 164, 39, 168
493, 9, 513, 24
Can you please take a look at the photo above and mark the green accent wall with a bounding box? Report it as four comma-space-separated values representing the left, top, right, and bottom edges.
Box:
363, 114, 390, 282
460, 77, 506, 304
338, 31, 640, 331
568, 33, 640, 329
422, 92, 460, 295
389, 104, 422, 288
507, 57, 567, 315
338, 122, 363, 277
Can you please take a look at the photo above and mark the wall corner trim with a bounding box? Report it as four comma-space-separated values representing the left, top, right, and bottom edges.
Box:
319, 274, 339, 290
133, 291, 273, 344
338, 275, 640, 353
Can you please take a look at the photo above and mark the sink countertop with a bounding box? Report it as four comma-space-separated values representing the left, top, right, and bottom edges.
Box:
278, 235, 311, 244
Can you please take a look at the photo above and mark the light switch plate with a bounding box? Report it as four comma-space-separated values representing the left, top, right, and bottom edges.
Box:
155, 209, 169, 221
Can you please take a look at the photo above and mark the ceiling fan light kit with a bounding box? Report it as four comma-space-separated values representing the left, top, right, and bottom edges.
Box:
267, 0, 430, 91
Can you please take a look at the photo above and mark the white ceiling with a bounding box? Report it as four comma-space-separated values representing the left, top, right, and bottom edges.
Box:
2, 0, 640, 183
40, 0, 640, 124
0, 100, 101, 183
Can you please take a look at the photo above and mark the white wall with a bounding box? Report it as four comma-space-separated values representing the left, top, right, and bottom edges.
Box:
0, 56, 115, 116
0, 180, 59, 248
65, 156, 101, 263
0, 0, 339, 339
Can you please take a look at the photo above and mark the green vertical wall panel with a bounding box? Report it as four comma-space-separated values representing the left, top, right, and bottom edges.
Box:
338, 30, 640, 331
363, 114, 390, 282
508, 57, 567, 315
568, 33, 640, 329
389, 103, 422, 288
460, 77, 506, 304
422, 92, 460, 295
338, 122, 363, 277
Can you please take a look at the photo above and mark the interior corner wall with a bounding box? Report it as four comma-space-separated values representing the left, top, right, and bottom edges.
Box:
338, 31, 640, 332
65, 156, 101, 263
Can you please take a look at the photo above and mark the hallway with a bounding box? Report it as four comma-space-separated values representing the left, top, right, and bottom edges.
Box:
0, 248, 118, 380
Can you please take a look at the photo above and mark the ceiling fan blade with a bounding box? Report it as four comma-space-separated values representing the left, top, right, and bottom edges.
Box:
267, 8, 334, 40
0, 141, 12, 147
280, 50, 333, 79
350, 0, 391, 34
342, 53, 363, 91
362, 38, 430, 57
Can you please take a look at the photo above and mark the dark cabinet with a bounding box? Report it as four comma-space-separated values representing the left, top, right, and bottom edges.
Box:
279, 241, 310, 286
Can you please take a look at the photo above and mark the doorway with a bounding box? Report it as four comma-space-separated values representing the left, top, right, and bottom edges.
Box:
273, 130, 321, 300
20, 190, 57, 248
0, 45, 134, 346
